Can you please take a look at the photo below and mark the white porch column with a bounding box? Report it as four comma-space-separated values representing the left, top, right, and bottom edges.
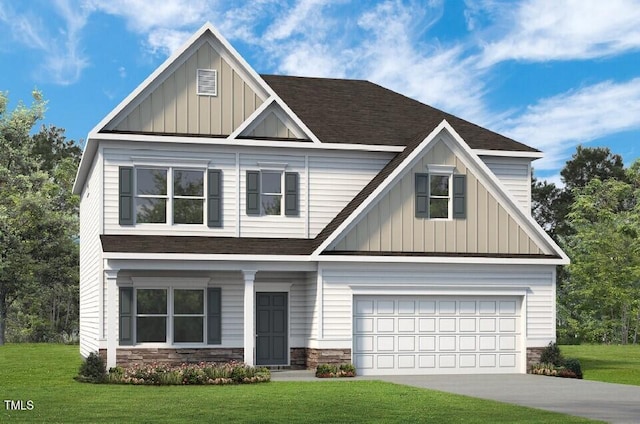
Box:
105, 268, 119, 369
243, 270, 257, 365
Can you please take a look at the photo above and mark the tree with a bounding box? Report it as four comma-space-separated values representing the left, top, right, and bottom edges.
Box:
0, 91, 80, 344
564, 164, 640, 344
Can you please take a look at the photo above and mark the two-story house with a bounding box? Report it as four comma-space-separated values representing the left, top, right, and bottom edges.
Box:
73, 23, 568, 376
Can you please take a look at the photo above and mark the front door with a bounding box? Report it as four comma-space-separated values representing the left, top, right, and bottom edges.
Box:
256, 292, 288, 365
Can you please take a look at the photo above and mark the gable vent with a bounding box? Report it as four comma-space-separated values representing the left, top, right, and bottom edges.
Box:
197, 69, 218, 96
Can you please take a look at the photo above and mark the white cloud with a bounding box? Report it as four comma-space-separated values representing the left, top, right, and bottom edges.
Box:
498, 78, 640, 171
478, 0, 640, 66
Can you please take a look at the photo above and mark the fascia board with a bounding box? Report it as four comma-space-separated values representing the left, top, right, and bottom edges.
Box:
314, 255, 569, 266
103, 252, 313, 262
72, 136, 98, 194
86, 132, 404, 152
311, 120, 451, 255
227, 97, 276, 139
474, 149, 544, 159
439, 122, 570, 263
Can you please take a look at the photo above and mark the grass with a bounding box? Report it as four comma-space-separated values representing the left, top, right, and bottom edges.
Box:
0, 344, 596, 423
561, 344, 640, 386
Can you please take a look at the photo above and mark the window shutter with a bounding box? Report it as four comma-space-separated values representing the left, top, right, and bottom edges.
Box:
284, 172, 299, 216
207, 288, 221, 345
207, 170, 222, 227
119, 167, 134, 225
246, 171, 260, 215
119, 287, 133, 345
453, 174, 466, 219
415, 173, 429, 218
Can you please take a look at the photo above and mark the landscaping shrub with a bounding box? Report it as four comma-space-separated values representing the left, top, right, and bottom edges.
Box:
540, 342, 563, 366
86, 361, 269, 385
316, 363, 356, 378
338, 363, 356, 377
562, 358, 583, 379
75, 352, 107, 383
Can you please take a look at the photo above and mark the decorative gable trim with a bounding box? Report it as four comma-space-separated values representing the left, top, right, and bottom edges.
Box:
229, 98, 313, 141
311, 119, 568, 264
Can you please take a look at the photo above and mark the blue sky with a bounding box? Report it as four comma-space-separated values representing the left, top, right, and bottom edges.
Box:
1, 0, 639, 184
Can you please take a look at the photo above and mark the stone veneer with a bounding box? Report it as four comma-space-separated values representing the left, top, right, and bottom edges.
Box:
526, 347, 545, 372
305, 348, 352, 369
99, 348, 244, 367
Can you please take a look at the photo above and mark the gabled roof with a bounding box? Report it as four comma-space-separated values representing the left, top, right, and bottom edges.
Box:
262, 75, 539, 152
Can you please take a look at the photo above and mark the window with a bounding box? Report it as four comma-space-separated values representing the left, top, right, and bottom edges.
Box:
173, 289, 204, 343
415, 168, 466, 220
429, 174, 450, 219
261, 171, 282, 215
121, 287, 221, 345
133, 167, 204, 225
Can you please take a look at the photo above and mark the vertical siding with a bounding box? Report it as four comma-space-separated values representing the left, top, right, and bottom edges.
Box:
320, 264, 555, 344
249, 112, 295, 138
79, 154, 102, 357
481, 156, 532, 213
113, 43, 264, 135
332, 140, 544, 255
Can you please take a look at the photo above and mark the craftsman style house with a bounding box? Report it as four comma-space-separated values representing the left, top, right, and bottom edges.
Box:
73, 23, 568, 375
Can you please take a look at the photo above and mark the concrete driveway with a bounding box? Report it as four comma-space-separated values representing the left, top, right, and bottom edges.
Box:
363, 374, 640, 423
271, 371, 640, 423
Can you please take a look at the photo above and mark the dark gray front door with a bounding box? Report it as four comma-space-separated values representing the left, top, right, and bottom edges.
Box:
256, 292, 288, 365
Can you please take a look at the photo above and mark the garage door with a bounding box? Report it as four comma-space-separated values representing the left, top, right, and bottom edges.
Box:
353, 296, 523, 375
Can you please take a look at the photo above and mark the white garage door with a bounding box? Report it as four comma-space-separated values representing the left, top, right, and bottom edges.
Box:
353, 296, 523, 375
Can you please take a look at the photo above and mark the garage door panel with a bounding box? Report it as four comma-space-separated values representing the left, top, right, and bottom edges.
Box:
353, 296, 523, 375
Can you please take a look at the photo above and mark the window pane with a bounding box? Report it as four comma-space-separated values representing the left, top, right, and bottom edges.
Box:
174, 289, 204, 314
136, 198, 167, 223
137, 289, 167, 314
430, 198, 449, 219
174, 317, 204, 343
137, 169, 167, 195
137, 317, 166, 342
430, 175, 449, 196
262, 195, 281, 215
262, 172, 281, 193
174, 170, 204, 196
174, 199, 203, 224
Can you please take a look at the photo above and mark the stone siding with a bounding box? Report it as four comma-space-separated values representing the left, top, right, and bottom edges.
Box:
305, 348, 352, 369
99, 348, 244, 367
526, 347, 545, 372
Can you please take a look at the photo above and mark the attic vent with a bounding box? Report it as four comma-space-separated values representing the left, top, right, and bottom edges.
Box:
197, 69, 217, 96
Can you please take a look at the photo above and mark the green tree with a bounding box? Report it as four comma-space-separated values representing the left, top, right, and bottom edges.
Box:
0, 91, 79, 344
564, 164, 640, 344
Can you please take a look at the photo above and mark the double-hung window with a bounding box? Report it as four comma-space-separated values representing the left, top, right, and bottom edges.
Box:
173, 289, 204, 343
135, 168, 168, 224
428, 174, 450, 219
173, 170, 205, 224
135, 289, 168, 342
246, 170, 299, 216
415, 165, 466, 220
261, 171, 283, 215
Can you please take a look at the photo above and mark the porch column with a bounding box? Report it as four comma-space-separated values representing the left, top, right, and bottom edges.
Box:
243, 270, 257, 365
105, 268, 119, 369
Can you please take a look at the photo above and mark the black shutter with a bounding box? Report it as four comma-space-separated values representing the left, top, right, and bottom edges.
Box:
284, 172, 299, 216
207, 170, 222, 227
415, 173, 429, 218
453, 174, 466, 219
207, 288, 221, 345
119, 167, 134, 225
246, 171, 260, 215
119, 287, 133, 345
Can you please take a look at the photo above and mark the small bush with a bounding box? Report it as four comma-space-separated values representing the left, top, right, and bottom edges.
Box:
338, 363, 356, 377
540, 342, 563, 366
76, 352, 107, 383
315, 363, 338, 377
562, 358, 583, 379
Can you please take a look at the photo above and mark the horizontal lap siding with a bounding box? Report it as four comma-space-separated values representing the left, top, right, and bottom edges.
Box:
320, 264, 555, 344
309, 154, 392, 238
481, 157, 531, 213
79, 155, 102, 357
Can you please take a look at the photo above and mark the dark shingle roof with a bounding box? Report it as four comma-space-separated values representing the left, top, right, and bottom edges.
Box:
261, 75, 538, 152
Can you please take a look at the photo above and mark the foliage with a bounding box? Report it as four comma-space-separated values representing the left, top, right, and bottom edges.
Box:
562, 358, 583, 378
315, 363, 356, 378
1, 344, 592, 424
76, 352, 107, 383
103, 361, 270, 385
0, 90, 80, 344
540, 342, 564, 366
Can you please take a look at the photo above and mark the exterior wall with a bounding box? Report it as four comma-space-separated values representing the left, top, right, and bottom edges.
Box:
331, 140, 543, 255
481, 156, 532, 213
249, 112, 295, 138
102, 142, 392, 238
112, 42, 263, 135
317, 263, 556, 348
79, 153, 103, 357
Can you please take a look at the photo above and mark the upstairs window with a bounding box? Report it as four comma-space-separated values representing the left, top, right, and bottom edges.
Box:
246, 170, 299, 217
428, 174, 450, 219
173, 170, 204, 224
261, 171, 282, 215
416, 166, 466, 220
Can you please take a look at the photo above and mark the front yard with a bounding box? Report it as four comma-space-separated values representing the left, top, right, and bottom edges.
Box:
0, 344, 595, 423
560, 344, 640, 386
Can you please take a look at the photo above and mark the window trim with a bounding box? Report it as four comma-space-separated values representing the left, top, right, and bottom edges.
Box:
260, 170, 284, 216
428, 173, 452, 220
172, 288, 205, 344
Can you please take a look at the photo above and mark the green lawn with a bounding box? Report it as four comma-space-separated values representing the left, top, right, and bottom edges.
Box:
0, 344, 595, 423
561, 344, 640, 386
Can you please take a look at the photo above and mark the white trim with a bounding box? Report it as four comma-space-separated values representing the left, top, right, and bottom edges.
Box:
105, 268, 119, 369
349, 284, 528, 297
243, 270, 257, 365
426, 164, 455, 173
235, 152, 241, 237
130, 277, 210, 287
475, 149, 544, 159
231, 98, 309, 141
318, 255, 566, 265
255, 282, 293, 292
227, 97, 275, 140
131, 156, 211, 168
257, 162, 288, 171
